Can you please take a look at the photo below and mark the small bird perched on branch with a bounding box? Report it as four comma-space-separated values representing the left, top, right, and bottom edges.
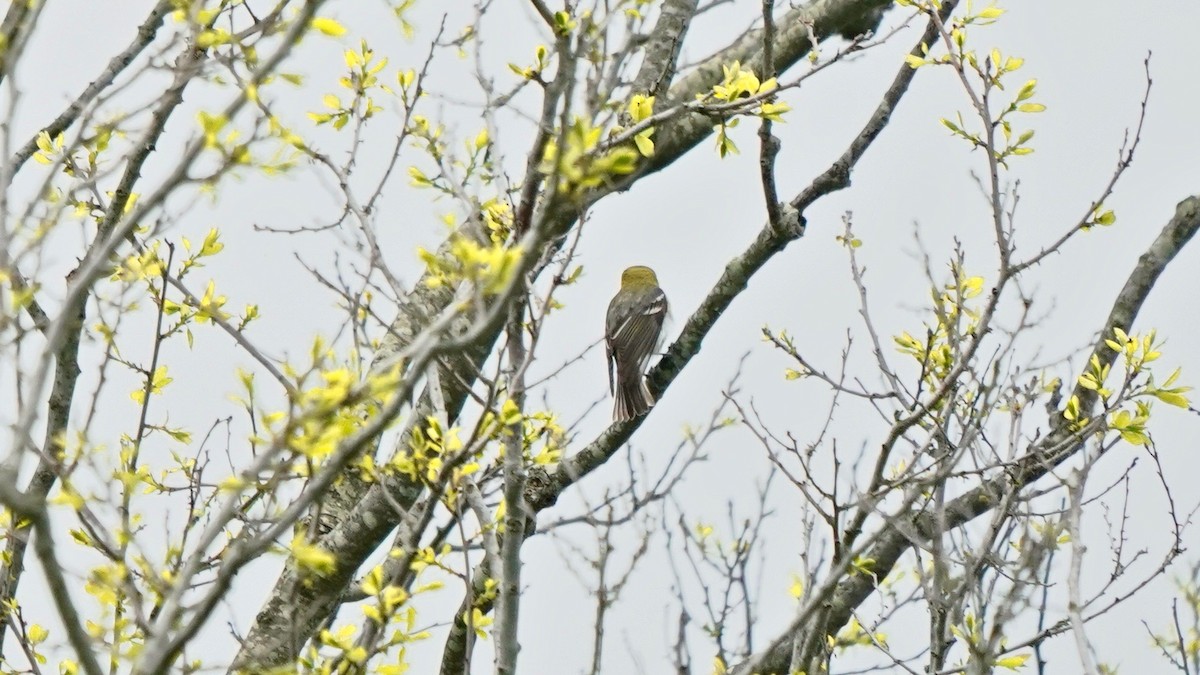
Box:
605, 265, 668, 422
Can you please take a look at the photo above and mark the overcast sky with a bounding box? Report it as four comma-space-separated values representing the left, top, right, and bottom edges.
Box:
7, 0, 1200, 672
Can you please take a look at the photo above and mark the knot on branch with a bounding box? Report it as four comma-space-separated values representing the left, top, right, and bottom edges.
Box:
1176, 195, 1199, 221
524, 466, 555, 511
771, 203, 805, 239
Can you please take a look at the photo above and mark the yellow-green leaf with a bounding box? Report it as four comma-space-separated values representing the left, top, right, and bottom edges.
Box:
995, 652, 1030, 670
311, 17, 347, 37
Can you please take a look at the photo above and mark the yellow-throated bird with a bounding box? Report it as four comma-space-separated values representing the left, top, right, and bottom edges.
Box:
605, 266, 668, 422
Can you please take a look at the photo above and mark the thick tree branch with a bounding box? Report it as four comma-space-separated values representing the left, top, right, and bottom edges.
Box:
657, 0, 890, 154
238, 0, 920, 667
630, 0, 699, 98
0, 0, 40, 86
7, 1, 173, 174
530, 0, 951, 512
0, 5, 204, 652
495, 303, 531, 674
734, 194, 1200, 674
445, 10, 929, 665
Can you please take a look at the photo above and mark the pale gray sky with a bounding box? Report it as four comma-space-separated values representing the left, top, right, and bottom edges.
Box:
6, 0, 1200, 672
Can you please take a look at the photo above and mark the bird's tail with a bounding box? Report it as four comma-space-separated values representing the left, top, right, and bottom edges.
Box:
613, 373, 655, 422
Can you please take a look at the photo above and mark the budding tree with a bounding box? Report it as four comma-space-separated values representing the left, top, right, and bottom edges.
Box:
1, 1, 1197, 674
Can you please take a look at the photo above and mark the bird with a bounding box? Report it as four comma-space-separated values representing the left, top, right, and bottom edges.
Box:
605, 265, 668, 422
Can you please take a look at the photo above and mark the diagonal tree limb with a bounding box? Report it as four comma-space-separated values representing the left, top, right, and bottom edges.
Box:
630, 0, 700, 99
530, 0, 955, 509
437, 5, 952, 668
236, 0, 916, 668
0, 5, 205, 655
7, 1, 174, 173
733, 195, 1200, 674
0, 3, 340, 670
0, 0, 39, 87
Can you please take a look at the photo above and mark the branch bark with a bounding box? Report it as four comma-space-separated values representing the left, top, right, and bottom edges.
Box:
630, 0, 700, 99
0, 1, 202, 653
732, 194, 1200, 674
7, 1, 173, 173
234, 0, 915, 669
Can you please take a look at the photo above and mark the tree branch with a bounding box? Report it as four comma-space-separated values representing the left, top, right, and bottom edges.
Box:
237, 0, 922, 667
734, 194, 1200, 674
630, 0, 699, 98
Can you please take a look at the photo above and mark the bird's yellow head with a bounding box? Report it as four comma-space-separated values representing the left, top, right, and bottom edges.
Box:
620, 265, 659, 288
